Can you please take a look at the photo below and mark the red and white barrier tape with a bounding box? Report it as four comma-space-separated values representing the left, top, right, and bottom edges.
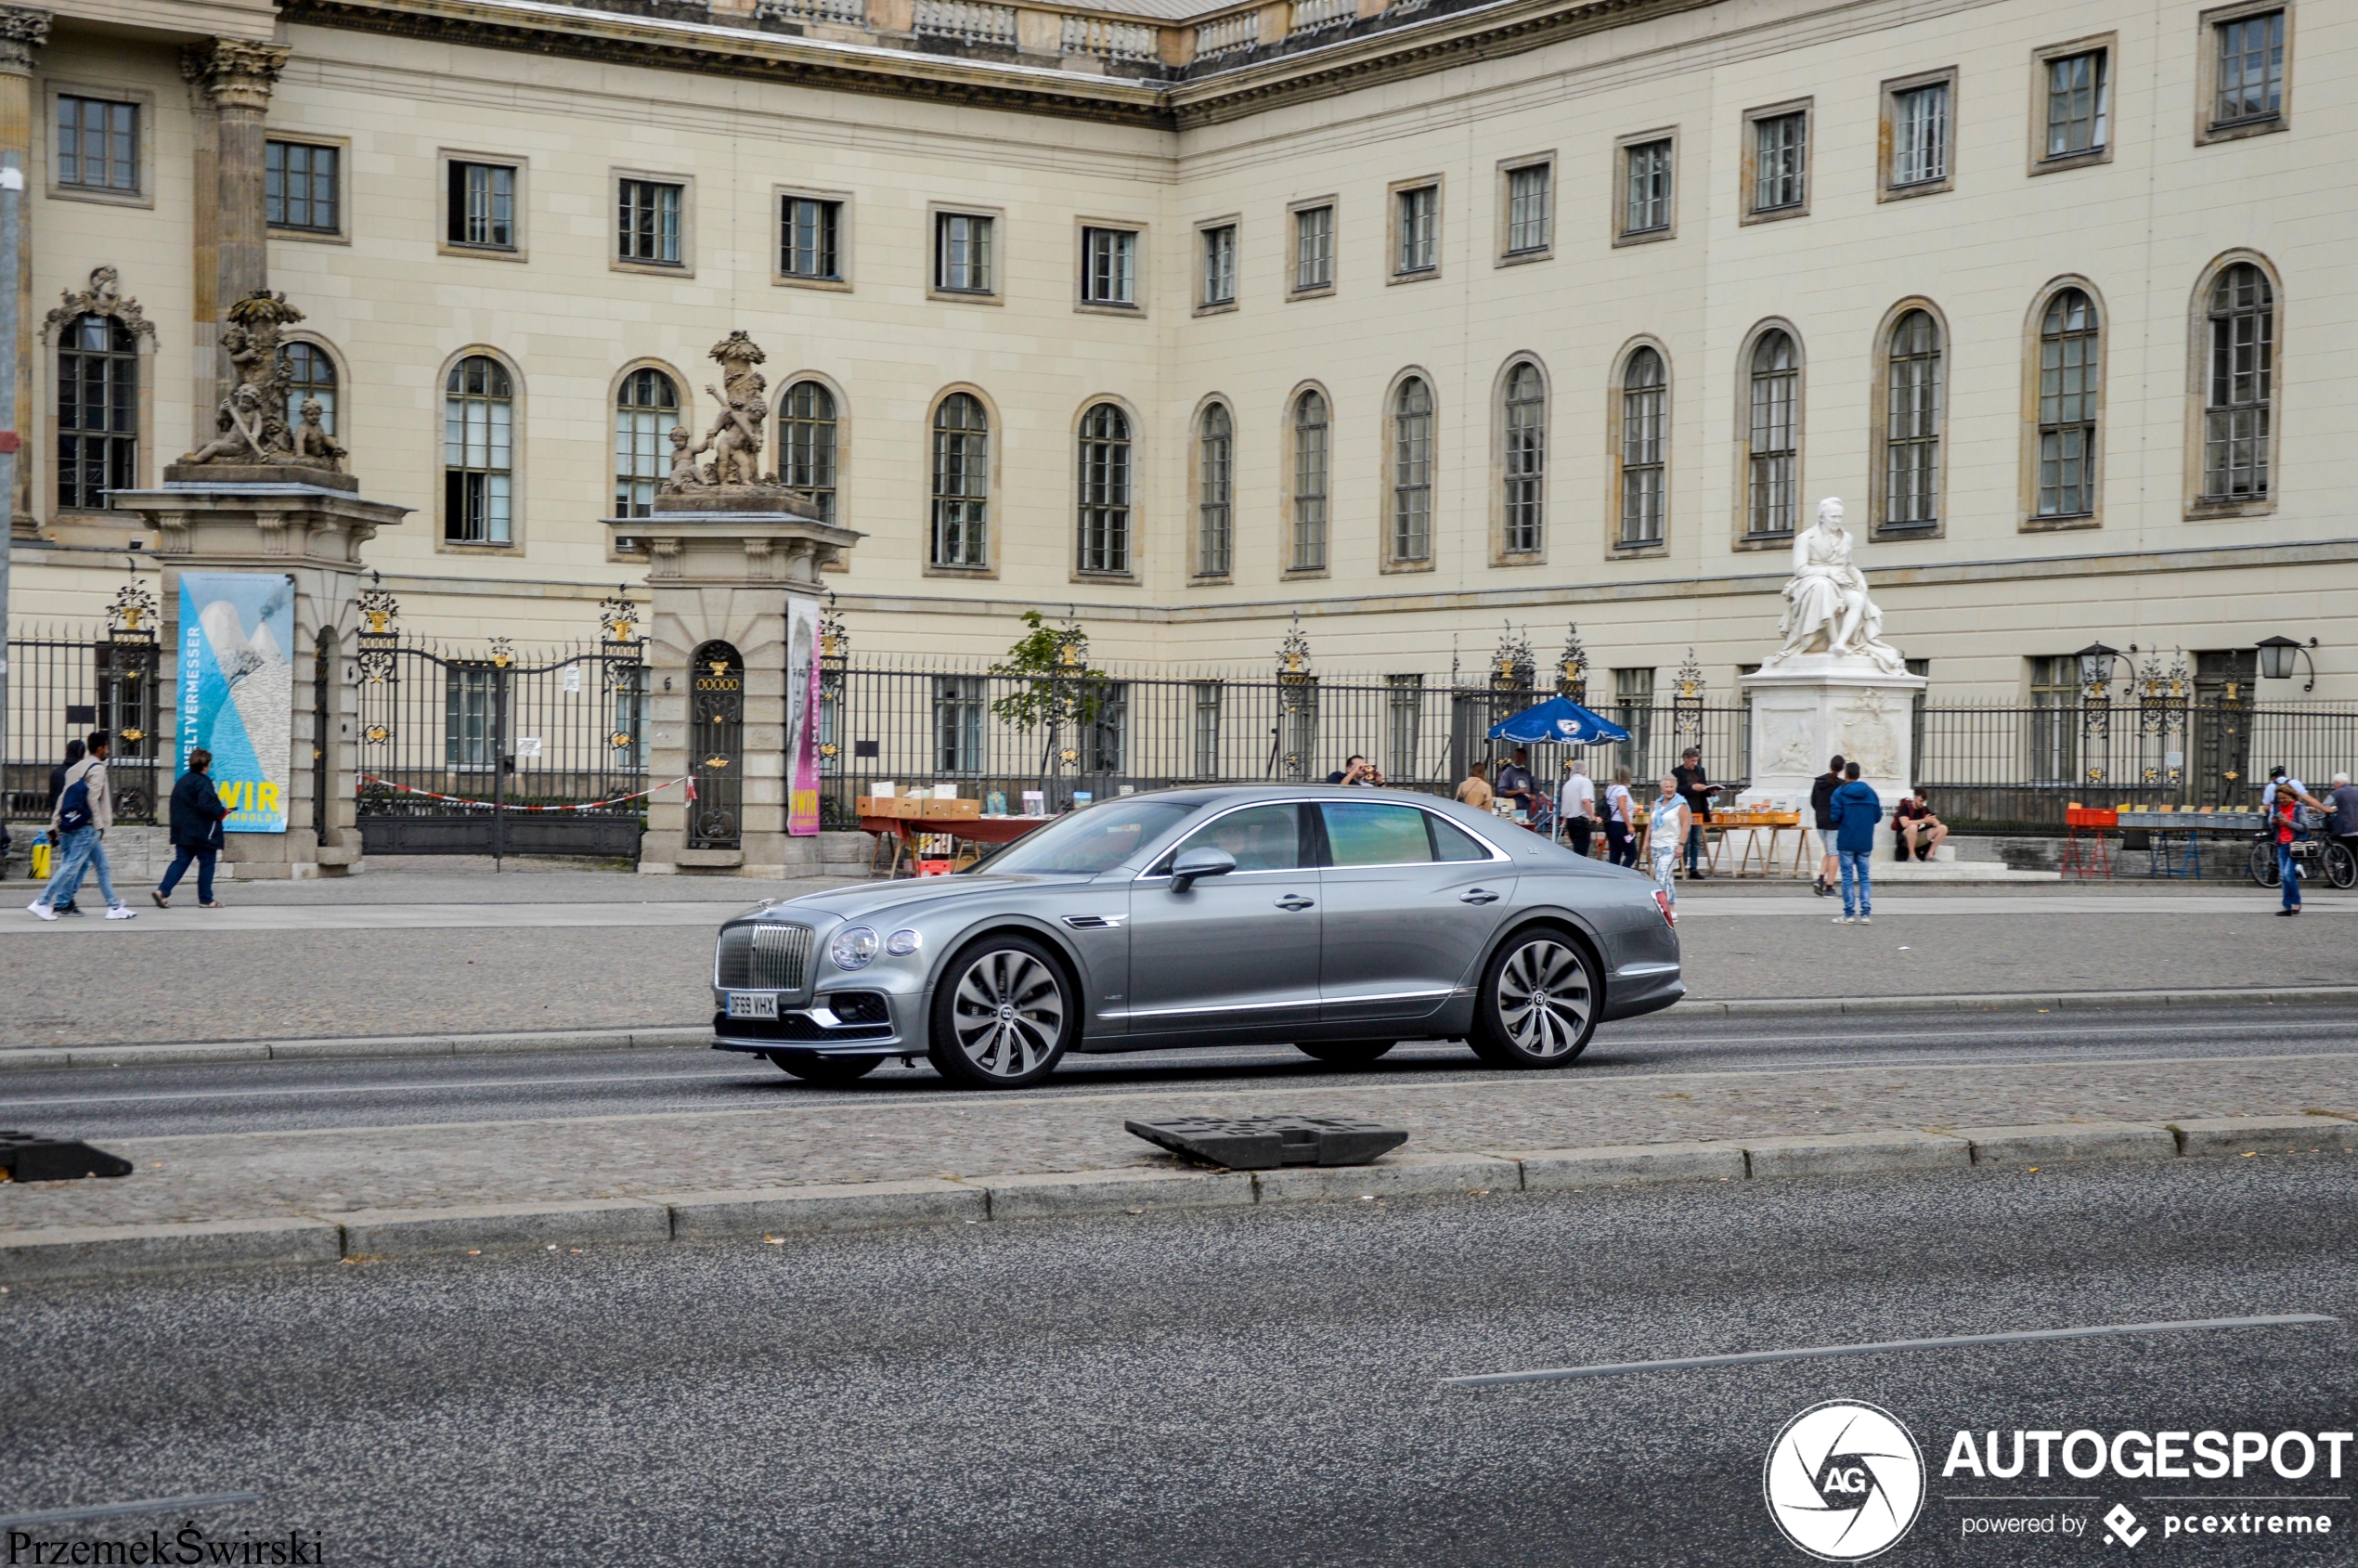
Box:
359, 774, 690, 813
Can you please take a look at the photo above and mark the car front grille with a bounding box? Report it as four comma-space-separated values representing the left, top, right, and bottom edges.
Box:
716, 922, 814, 993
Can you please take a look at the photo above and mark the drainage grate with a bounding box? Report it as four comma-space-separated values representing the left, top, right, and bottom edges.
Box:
1125, 1115, 1407, 1171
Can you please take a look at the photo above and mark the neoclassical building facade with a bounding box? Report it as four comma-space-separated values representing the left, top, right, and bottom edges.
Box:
8, 0, 2350, 700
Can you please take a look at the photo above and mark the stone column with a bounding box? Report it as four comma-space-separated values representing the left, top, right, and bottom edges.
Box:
0, 7, 47, 531
188, 40, 286, 408
617, 505, 859, 877
178, 48, 221, 448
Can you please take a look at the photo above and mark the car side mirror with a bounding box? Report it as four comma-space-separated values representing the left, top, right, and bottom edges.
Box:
1169, 846, 1237, 893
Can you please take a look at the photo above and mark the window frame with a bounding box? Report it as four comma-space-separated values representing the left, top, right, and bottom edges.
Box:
611, 168, 693, 277
1733, 320, 1804, 549
1495, 153, 1555, 267
437, 349, 523, 553
1605, 337, 1671, 556
1284, 382, 1333, 579
436, 150, 527, 261
1074, 220, 1147, 316
1612, 128, 1678, 247
2196, 1, 2292, 145
2017, 276, 2106, 533
1192, 396, 1235, 582
1386, 176, 1444, 284
608, 359, 682, 548
1878, 69, 1957, 201
1288, 197, 1338, 300
2028, 35, 2117, 175
1867, 299, 1949, 538
1739, 99, 1812, 225
775, 373, 845, 537
1382, 369, 1436, 572
773, 186, 852, 292
1195, 215, 1240, 315
46, 84, 155, 209
1073, 398, 1137, 580
278, 331, 348, 446
2183, 251, 2283, 522
1492, 355, 1548, 564
927, 204, 1003, 304
52, 311, 144, 514
926, 385, 997, 576
265, 135, 350, 243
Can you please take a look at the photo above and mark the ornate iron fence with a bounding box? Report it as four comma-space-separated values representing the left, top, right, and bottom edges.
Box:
5, 595, 163, 826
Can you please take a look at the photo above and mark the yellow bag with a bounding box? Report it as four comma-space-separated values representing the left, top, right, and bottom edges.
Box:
31, 840, 51, 879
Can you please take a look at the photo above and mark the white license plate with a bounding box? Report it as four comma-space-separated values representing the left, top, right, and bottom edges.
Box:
727, 992, 779, 1020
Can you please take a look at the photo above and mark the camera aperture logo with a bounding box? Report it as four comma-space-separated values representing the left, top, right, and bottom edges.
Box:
1764, 1400, 1927, 1561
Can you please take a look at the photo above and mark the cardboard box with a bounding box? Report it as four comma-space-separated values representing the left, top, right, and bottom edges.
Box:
924, 797, 982, 820
881, 797, 926, 819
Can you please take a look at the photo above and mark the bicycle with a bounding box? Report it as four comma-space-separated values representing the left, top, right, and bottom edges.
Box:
2247, 832, 2356, 890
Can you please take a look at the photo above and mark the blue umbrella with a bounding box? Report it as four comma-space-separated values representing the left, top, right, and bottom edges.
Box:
1486, 695, 1631, 745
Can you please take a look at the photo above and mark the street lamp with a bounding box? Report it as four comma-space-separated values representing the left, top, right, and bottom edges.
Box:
2075, 641, 2121, 691
2256, 634, 2318, 693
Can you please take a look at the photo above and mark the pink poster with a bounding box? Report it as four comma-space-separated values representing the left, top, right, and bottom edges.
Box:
788, 596, 822, 836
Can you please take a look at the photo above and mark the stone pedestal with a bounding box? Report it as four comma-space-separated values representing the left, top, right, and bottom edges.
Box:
1740, 654, 1928, 821
115, 476, 409, 878
614, 499, 860, 877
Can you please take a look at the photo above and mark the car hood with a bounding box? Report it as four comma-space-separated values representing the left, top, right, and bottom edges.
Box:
749, 873, 1095, 927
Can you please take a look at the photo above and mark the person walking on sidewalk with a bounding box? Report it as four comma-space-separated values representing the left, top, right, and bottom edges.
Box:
154, 747, 230, 909
1648, 774, 1691, 906
2266, 767, 2326, 916
40, 738, 86, 914
1561, 760, 1596, 858
1825, 761, 1880, 925
1673, 747, 1718, 880
1602, 768, 1639, 867
1809, 754, 1845, 898
29, 731, 136, 921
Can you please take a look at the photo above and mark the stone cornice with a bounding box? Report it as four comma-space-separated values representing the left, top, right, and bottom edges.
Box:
0, 6, 49, 74
188, 37, 291, 109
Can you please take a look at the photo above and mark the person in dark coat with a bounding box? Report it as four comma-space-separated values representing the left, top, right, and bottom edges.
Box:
42, 739, 85, 914
154, 748, 230, 909
1824, 762, 1883, 925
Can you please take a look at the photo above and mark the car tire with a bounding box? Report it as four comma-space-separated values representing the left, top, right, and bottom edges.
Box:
927, 933, 1075, 1090
1470, 927, 1600, 1069
1294, 1039, 1398, 1067
766, 1050, 884, 1084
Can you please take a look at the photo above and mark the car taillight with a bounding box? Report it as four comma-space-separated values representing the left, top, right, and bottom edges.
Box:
1652, 889, 1677, 928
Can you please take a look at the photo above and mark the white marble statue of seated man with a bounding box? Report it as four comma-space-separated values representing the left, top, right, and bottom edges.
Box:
1768, 498, 1905, 673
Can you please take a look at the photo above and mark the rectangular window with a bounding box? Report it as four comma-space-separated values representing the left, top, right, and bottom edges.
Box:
1081, 226, 1138, 307
1750, 110, 1807, 214
1085, 683, 1129, 775
447, 161, 517, 250
266, 140, 339, 233
1385, 675, 1422, 782
445, 668, 495, 769
1200, 223, 1237, 307
2044, 49, 2109, 159
781, 197, 843, 281
1621, 373, 1665, 547
936, 212, 994, 294
58, 96, 138, 193
1613, 667, 1655, 783
933, 677, 985, 774
1622, 137, 1673, 237
1394, 184, 1438, 275
1191, 683, 1224, 779
1891, 83, 1949, 187
616, 178, 682, 266
1503, 163, 1549, 255
2213, 9, 2285, 127
1292, 203, 1334, 292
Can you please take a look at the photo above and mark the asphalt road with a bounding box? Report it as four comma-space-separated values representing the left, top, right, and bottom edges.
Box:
6, 1004, 2356, 1140
4, 1158, 2352, 1564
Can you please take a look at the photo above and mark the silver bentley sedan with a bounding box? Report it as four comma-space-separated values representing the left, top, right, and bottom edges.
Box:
710, 785, 1683, 1089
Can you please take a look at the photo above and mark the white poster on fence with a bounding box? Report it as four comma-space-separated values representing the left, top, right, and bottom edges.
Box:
788, 595, 821, 836
175, 571, 294, 834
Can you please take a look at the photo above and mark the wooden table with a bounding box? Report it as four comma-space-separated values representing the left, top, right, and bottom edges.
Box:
859, 813, 1055, 876
1702, 811, 1808, 877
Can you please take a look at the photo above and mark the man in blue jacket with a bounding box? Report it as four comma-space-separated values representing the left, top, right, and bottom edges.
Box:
1825, 761, 1881, 925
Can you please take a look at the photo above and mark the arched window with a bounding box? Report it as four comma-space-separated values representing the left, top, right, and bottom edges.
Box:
1501, 361, 1546, 555
2036, 289, 2100, 520
613, 367, 676, 521
1290, 390, 1328, 573
1391, 376, 1433, 564
281, 340, 338, 436
1197, 402, 1233, 577
444, 355, 513, 544
1077, 402, 1132, 575
779, 381, 838, 524
1882, 308, 1942, 529
58, 314, 138, 511
930, 393, 988, 568
1745, 330, 1798, 537
2202, 263, 2274, 502
1620, 347, 1666, 546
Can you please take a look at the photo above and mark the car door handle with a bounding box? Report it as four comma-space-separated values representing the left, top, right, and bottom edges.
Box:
1276, 894, 1315, 912
1459, 888, 1500, 904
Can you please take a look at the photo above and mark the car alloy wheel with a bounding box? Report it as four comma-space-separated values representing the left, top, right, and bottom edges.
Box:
1471, 929, 1598, 1069
929, 936, 1072, 1089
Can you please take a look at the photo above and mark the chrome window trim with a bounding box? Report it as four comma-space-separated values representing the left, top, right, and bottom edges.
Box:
1132, 794, 1515, 878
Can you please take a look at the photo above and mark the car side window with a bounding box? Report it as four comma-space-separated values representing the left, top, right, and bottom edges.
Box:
1173, 803, 1302, 874
1429, 813, 1491, 862
1321, 801, 1436, 867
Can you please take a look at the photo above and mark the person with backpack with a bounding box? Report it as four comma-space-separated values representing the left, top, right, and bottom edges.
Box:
29, 731, 135, 922
1824, 761, 1881, 925
39, 739, 85, 914
2265, 765, 2326, 916
1602, 767, 1639, 868
1808, 754, 1845, 897
154, 747, 230, 909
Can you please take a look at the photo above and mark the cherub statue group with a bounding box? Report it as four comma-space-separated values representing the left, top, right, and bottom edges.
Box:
663, 330, 781, 492
180, 290, 346, 473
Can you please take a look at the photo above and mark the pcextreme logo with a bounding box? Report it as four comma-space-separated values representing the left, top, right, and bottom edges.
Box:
1764, 1400, 1928, 1562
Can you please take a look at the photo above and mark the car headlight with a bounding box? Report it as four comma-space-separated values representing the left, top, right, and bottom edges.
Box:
885, 927, 923, 956
830, 926, 879, 970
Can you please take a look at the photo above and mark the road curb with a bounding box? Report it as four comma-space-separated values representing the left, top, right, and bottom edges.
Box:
5, 1114, 2352, 1286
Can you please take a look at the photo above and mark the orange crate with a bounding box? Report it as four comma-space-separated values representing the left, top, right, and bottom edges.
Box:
2065, 807, 2118, 829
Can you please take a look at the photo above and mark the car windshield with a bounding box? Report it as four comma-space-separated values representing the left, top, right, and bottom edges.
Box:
969, 799, 1198, 876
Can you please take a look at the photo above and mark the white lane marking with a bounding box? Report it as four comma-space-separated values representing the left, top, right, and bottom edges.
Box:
1442, 1314, 2339, 1387
0, 1492, 265, 1529
0, 901, 753, 936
